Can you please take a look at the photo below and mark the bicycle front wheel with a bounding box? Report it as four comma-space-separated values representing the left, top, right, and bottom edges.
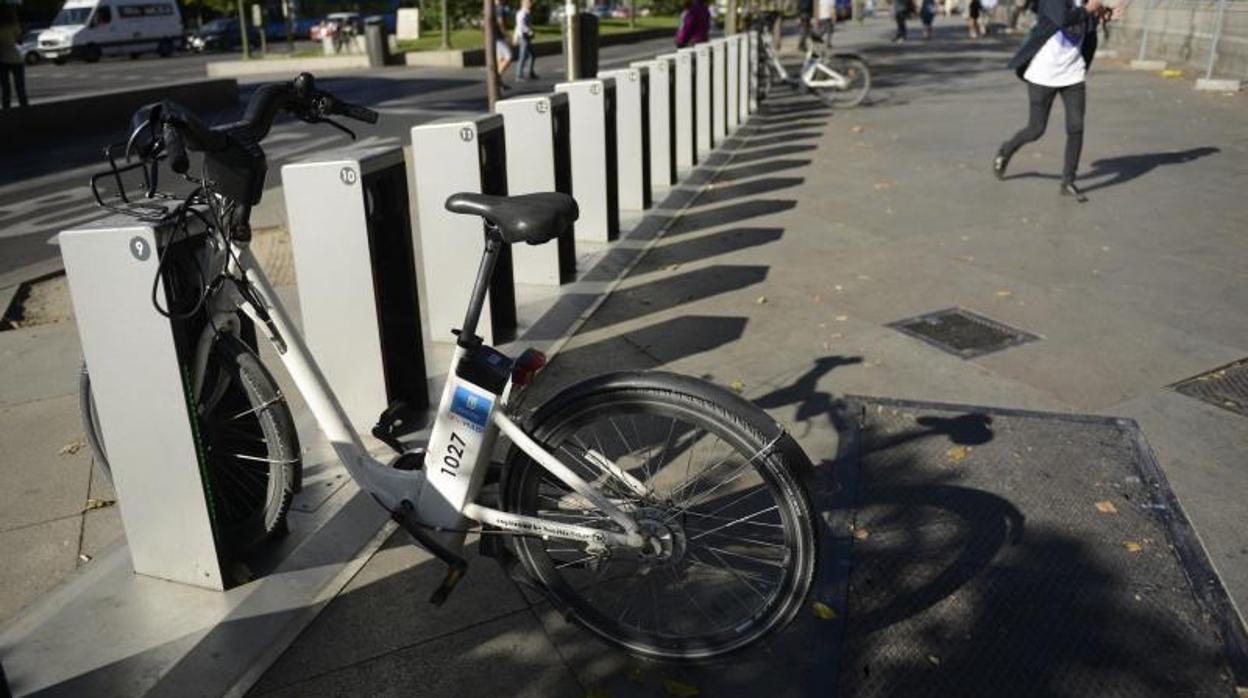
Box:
810, 53, 871, 108
502, 372, 818, 661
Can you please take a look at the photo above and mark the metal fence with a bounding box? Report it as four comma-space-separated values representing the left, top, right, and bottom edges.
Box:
1107, 0, 1248, 80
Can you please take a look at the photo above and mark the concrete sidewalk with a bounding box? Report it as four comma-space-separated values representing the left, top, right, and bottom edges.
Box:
247, 19, 1248, 698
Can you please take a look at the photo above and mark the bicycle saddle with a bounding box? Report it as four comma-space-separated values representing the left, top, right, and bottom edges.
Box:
444, 192, 579, 245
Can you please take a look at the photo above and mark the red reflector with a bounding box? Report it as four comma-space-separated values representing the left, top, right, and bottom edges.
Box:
511, 348, 548, 387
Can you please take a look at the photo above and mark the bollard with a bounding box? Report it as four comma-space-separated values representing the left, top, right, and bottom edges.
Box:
600, 67, 651, 211
711, 39, 728, 143
282, 146, 429, 430
748, 32, 759, 112
673, 48, 699, 169
738, 34, 750, 121
632, 55, 678, 189
410, 116, 517, 344
694, 43, 713, 154
364, 16, 388, 67
61, 215, 232, 590
555, 78, 620, 242
494, 93, 578, 284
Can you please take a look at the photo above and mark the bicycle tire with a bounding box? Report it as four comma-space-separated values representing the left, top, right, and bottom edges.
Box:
812, 53, 871, 108
78, 334, 298, 551
501, 372, 818, 661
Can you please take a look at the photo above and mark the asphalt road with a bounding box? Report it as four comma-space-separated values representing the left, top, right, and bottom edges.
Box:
0, 35, 678, 282
24, 41, 321, 102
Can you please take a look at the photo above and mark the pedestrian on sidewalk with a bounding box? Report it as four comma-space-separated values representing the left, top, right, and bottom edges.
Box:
893, 0, 914, 41
967, 0, 984, 37
817, 0, 837, 47
0, 3, 28, 110
513, 0, 538, 81
993, 0, 1117, 201
920, 0, 936, 38
797, 0, 815, 50
493, 0, 514, 89
675, 0, 710, 47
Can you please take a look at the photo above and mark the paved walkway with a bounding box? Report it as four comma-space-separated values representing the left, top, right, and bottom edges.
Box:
247, 18, 1248, 698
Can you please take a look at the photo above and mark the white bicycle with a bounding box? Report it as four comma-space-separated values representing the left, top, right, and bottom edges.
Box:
79, 73, 820, 660
755, 12, 872, 108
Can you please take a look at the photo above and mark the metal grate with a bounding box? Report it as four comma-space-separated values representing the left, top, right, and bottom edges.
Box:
887, 308, 1038, 359
1172, 359, 1248, 417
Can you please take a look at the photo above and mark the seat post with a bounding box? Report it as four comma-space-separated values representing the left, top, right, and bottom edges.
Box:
458, 228, 503, 347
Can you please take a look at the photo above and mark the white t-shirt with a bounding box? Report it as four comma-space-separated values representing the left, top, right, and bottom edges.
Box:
514, 7, 532, 42
1024, 0, 1088, 87
819, 0, 837, 20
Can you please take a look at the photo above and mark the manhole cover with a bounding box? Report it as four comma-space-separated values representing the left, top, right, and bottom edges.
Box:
1172, 358, 1248, 417
887, 308, 1038, 359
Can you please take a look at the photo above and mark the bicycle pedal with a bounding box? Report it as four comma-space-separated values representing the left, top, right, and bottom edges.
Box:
429, 560, 468, 606
391, 449, 425, 471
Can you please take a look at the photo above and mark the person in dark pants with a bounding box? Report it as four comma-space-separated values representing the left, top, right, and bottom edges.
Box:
994, 0, 1116, 201
0, 4, 28, 110
892, 0, 912, 41
797, 0, 815, 50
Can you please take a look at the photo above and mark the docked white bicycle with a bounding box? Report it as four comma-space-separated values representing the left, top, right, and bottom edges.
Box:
79, 73, 819, 660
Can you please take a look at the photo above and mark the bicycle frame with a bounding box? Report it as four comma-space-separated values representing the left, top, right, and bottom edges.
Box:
192, 233, 648, 565
759, 29, 853, 91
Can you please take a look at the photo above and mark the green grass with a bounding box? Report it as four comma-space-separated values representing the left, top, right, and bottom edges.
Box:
396, 15, 678, 53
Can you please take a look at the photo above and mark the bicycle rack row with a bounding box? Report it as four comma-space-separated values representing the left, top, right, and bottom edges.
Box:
56, 33, 760, 594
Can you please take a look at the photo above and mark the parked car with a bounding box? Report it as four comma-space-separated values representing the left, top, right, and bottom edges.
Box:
37, 0, 183, 63
188, 18, 260, 52
20, 30, 42, 65
310, 12, 362, 41
610, 5, 632, 18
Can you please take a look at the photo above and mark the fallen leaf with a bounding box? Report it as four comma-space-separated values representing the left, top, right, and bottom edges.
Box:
811, 601, 838, 620
834, 284, 844, 292
996, 289, 1013, 298
873, 181, 893, 190
59, 440, 86, 456
835, 315, 848, 321
853, 527, 870, 540
664, 263, 681, 271
851, 125, 865, 133
662, 678, 700, 698
946, 445, 970, 462
84, 498, 116, 511
79, 553, 92, 563
756, 295, 768, 304
1124, 541, 1143, 553
729, 380, 746, 393
927, 655, 942, 666
1159, 69, 1184, 78
1095, 500, 1119, 514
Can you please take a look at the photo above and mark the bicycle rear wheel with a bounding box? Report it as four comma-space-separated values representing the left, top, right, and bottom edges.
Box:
502, 372, 817, 661
79, 334, 299, 551
810, 53, 871, 108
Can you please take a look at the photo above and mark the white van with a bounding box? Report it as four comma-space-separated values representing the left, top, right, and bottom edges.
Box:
37, 0, 184, 64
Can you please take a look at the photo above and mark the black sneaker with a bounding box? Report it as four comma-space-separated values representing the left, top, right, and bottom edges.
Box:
1060, 182, 1088, 202
992, 153, 1009, 180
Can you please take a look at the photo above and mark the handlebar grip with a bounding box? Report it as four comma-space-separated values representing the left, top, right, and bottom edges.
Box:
163, 123, 190, 175
339, 101, 379, 124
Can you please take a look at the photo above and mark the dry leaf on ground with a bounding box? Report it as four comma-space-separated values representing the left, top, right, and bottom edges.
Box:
1124, 541, 1143, 553
729, 380, 746, 393
812, 601, 838, 620
853, 527, 870, 540
59, 440, 85, 456
1095, 500, 1119, 514
946, 445, 970, 462
84, 498, 116, 511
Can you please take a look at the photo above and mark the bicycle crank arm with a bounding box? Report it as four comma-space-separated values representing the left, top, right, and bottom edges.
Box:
393, 500, 468, 606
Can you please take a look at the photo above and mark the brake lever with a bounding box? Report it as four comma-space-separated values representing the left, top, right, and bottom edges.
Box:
321, 117, 357, 141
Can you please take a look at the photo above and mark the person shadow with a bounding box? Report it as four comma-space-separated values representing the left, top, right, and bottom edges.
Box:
1080, 146, 1220, 192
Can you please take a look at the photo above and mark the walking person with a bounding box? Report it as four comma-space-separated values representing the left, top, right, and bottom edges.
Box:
513, 0, 537, 80
967, 0, 983, 37
993, 0, 1117, 201
893, 0, 913, 41
817, 0, 836, 47
675, 0, 710, 47
797, 0, 815, 50
493, 0, 514, 89
0, 3, 28, 110
919, 0, 936, 38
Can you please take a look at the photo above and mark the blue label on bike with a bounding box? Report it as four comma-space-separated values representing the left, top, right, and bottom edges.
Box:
450, 386, 492, 431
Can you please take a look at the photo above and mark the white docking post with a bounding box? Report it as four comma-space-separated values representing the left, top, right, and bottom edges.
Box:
672, 49, 698, 169
410, 115, 517, 345
711, 38, 727, 143
283, 146, 428, 430
693, 43, 713, 155
632, 55, 676, 191
736, 34, 749, 123
494, 93, 577, 285
726, 36, 740, 132
748, 32, 759, 113
599, 67, 650, 211
555, 78, 620, 242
